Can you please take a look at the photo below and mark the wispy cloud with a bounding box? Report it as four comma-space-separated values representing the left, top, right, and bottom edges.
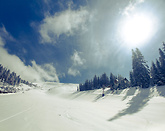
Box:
71, 50, 85, 66
31, 61, 59, 82
68, 50, 86, 76
39, 7, 89, 44
68, 68, 80, 77
122, 0, 145, 16
0, 26, 59, 82
0, 24, 16, 42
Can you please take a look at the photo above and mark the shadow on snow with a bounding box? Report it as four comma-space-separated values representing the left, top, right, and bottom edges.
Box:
122, 87, 137, 101
108, 88, 151, 121
156, 86, 165, 97
93, 89, 123, 102
70, 90, 95, 99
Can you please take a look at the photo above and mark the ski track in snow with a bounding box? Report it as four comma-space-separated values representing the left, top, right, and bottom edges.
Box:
0, 107, 32, 123
0, 83, 165, 131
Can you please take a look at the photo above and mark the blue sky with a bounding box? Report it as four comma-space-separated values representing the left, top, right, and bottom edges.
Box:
0, 0, 165, 83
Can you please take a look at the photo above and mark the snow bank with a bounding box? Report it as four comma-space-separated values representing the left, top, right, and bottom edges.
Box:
0, 82, 32, 94
0, 83, 165, 131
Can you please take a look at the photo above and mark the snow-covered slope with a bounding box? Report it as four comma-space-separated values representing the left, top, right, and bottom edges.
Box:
0, 83, 165, 131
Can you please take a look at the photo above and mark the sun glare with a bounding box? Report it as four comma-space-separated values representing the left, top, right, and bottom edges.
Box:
120, 13, 155, 48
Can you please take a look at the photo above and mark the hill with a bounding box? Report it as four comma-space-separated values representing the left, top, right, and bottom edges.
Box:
0, 83, 165, 131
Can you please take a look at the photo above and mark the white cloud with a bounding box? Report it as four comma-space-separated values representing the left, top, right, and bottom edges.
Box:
122, 0, 145, 16
71, 50, 85, 66
39, 7, 89, 43
68, 68, 80, 77
0, 24, 16, 42
0, 37, 4, 46
0, 26, 59, 82
31, 61, 59, 82
68, 50, 86, 76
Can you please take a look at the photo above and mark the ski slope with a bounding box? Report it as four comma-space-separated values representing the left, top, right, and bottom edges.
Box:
0, 82, 165, 131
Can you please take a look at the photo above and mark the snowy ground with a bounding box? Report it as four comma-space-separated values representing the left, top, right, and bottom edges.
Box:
0, 82, 165, 131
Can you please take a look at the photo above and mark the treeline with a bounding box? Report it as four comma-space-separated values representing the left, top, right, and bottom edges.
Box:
0, 64, 29, 86
130, 43, 165, 88
79, 73, 129, 91
150, 42, 165, 86
79, 42, 165, 91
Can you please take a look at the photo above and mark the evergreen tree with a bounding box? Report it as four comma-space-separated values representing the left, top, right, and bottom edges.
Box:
159, 48, 165, 69
131, 48, 150, 88
110, 73, 115, 88
93, 75, 98, 89
5, 69, 10, 82
89, 79, 93, 90
0, 64, 4, 79
117, 75, 123, 89
155, 59, 163, 85
0, 63, 29, 87
150, 61, 160, 85
100, 73, 109, 87
130, 71, 136, 87
158, 48, 165, 83
162, 42, 165, 52
85, 79, 91, 90
97, 76, 100, 88
131, 49, 138, 86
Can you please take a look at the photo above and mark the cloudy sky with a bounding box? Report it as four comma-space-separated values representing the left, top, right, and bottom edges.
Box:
0, 0, 165, 83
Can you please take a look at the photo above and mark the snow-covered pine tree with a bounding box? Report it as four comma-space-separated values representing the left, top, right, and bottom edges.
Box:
117, 75, 123, 89
130, 71, 136, 87
151, 61, 160, 85
89, 79, 93, 90
158, 48, 165, 84
162, 42, 165, 52
110, 73, 116, 89
0, 64, 4, 80
132, 48, 150, 88
97, 76, 100, 88
131, 49, 138, 86
85, 79, 90, 90
100, 73, 109, 87
93, 75, 98, 89
155, 59, 164, 85
5, 69, 10, 83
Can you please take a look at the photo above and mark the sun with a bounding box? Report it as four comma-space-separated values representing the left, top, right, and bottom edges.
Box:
120, 13, 155, 48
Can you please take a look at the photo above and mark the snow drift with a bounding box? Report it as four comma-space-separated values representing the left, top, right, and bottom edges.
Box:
0, 83, 165, 131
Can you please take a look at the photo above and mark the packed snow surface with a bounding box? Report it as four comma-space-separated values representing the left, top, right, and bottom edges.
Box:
0, 82, 165, 131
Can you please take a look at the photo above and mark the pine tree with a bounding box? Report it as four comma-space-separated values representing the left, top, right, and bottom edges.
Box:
151, 61, 160, 85
158, 48, 165, 83
110, 73, 116, 89
97, 76, 100, 88
93, 75, 98, 89
0, 64, 4, 80
155, 59, 163, 85
100, 73, 109, 87
130, 71, 136, 87
79, 83, 85, 91
85, 79, 90, 90
110, 73, 114, 87
131, 48, 150, 88
162, 42, 165, 52
89, 80, 93, 90
117, 75, 123, 89
5, 69, 10, 83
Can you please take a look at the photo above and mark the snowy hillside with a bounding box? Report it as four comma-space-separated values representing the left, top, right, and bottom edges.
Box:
0, 82, 165, 131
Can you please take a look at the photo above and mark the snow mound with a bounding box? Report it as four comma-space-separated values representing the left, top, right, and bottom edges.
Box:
0, 83, 165, 131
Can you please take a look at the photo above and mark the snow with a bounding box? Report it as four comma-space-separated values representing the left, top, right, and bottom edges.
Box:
0, 83, 165, 131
